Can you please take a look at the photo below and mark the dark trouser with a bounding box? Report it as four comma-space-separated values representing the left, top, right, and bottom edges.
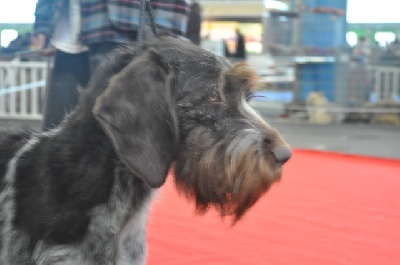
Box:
42, 50, 90, 131
42, 42, 123, 131
88, 42, 122, 74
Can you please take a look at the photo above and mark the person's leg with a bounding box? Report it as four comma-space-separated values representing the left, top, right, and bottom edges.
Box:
88, 42, 121, 74
42, 50, 90, 131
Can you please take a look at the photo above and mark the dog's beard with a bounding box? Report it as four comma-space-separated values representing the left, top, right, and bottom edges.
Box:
174, 126, 281, 223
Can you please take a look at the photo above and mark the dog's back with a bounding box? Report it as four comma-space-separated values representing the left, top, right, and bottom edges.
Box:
0, 131, 31, 184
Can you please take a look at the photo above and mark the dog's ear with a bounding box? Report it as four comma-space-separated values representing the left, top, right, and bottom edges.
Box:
93, 51, 179, 188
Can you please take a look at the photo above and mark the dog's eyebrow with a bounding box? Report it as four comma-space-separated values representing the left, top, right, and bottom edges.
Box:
223, 63, 259, 97
227, 63, 258, 84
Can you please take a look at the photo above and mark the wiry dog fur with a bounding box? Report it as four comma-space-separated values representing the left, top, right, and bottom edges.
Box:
0, 36, 290, 264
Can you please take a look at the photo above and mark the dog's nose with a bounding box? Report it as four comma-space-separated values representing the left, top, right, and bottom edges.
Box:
272, 146, 291, 165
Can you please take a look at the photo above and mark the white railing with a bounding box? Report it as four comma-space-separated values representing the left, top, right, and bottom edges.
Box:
370, 66, 400, 102
1, 59, 399, 121
0, 60, 48, 119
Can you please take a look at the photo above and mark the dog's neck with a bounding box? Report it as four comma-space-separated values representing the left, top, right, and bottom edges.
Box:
48, 110, 153, 261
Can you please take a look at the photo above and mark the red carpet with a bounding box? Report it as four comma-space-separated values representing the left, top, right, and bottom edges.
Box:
147, 149, 400, 265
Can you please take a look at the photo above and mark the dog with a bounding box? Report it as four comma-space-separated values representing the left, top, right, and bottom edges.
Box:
0, 36, 291, 264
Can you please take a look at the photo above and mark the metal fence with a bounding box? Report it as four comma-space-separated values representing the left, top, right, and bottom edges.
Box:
370, 66, 400, 102
0, 59, 399, 122
0, 60, 48, 119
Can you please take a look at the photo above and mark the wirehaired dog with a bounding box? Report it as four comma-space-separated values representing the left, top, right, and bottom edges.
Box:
0, 36, 291, 264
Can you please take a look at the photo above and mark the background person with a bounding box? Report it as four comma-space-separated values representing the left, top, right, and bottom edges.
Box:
32, 0, 90, 131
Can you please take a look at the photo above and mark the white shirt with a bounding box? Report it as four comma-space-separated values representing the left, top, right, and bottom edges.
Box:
51, 0, 87, 53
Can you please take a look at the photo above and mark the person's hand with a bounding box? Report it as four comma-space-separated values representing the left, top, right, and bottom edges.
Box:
31, 34, 56, 56
32, 33, 46, 50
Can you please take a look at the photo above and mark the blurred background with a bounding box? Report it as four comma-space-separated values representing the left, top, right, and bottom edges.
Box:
1, 3, 399, 264
0, 0, 399, 158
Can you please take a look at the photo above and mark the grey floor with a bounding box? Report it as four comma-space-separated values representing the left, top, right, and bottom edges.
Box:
270, 119, 400, 159
1, 104, 400, 159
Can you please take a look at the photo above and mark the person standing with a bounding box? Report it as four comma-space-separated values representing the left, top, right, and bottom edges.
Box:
32, 0, 190, 130
185, 1, 202, 46
32, 0, 90, 130
352, 36, 370, 63
234, 29, 246, 60
79, 0, 190, 73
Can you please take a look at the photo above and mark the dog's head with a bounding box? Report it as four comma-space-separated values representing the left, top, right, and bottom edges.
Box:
93, 36, 290, 222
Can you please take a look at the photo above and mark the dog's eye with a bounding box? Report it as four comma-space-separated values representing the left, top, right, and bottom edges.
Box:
209, 94, 221, 103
